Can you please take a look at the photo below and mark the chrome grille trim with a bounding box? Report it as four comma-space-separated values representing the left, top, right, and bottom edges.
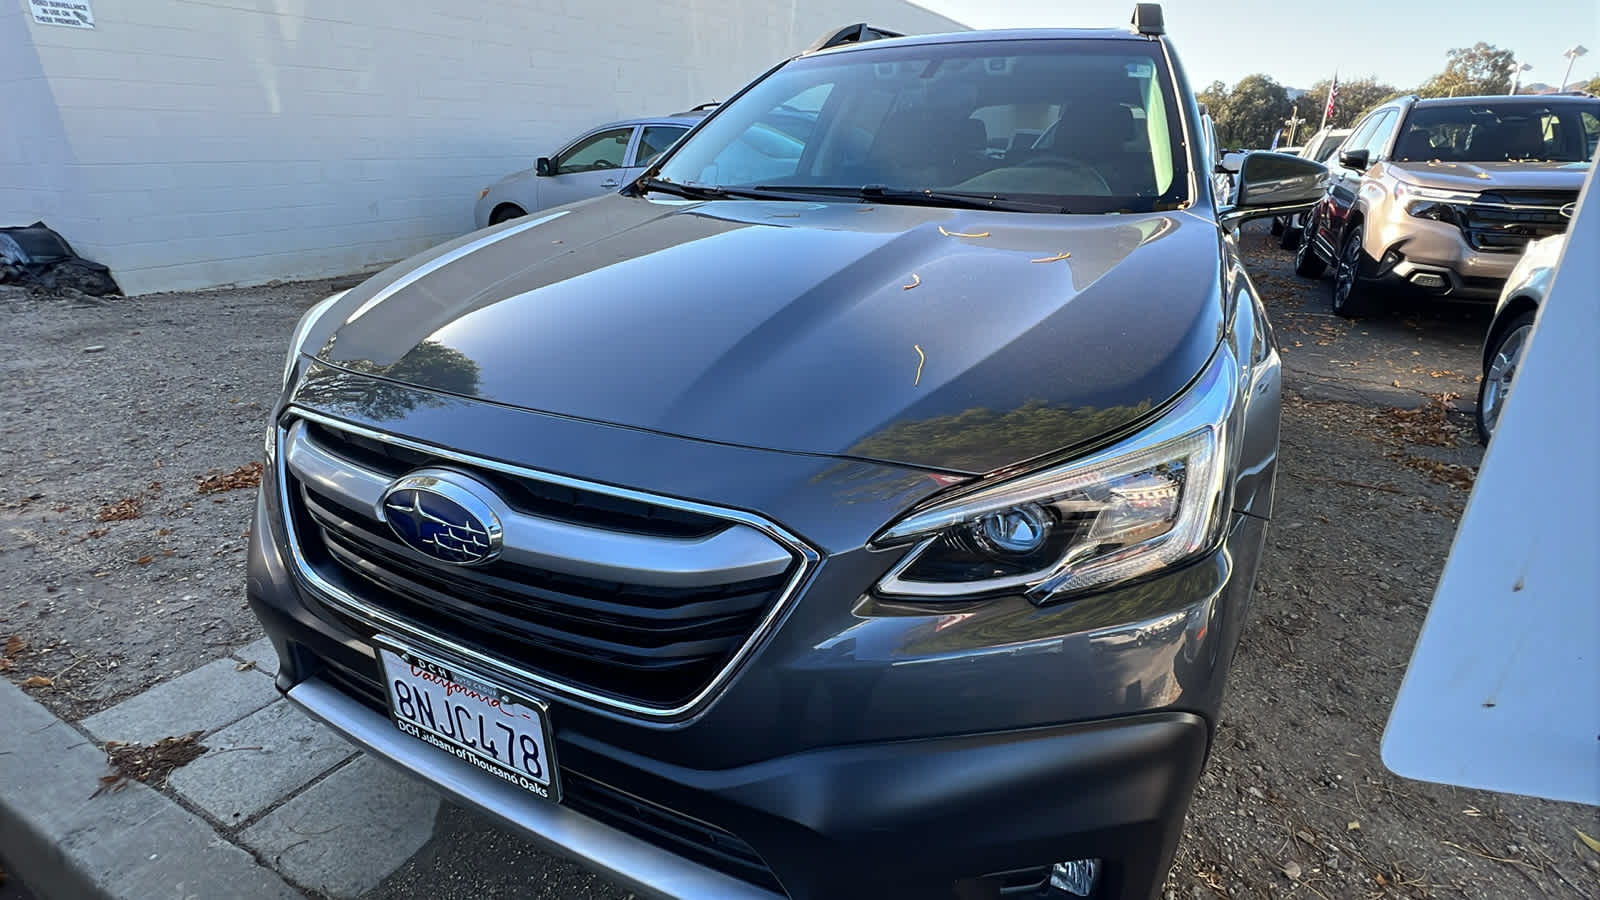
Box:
283, 420, 794, 587
276, 407, 820, 720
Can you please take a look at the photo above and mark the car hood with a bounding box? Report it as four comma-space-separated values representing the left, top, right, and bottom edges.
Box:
307, 194, 1224, 474
1390, 160, 1590, 193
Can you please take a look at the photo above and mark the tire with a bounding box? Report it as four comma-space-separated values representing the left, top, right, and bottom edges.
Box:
1475, 310, 1535, 444
1278, 221, 1302, 250
1330, 225, 1373, 318
1269, 216, 1284, 236
1293, 218, 1327, 278
489, 204, 526, 225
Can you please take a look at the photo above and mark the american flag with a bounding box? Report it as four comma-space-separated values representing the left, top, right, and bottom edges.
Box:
1324, 76, 1340, 121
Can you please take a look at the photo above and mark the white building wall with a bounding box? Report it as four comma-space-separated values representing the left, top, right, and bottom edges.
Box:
4, 0, 963, 294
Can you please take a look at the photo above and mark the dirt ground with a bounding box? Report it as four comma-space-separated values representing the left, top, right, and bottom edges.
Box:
2, 228, 1596, 899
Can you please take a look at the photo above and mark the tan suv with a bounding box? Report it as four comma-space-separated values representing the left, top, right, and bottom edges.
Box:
1294, 93, 1597, 317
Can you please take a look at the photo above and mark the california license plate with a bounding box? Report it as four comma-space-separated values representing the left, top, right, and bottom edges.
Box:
375, 641, 560, 802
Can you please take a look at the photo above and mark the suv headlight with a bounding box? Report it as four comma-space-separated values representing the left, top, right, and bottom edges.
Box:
282, 290, 348, 388
873, 346, 1238, 604
1395, 184, 1477, 224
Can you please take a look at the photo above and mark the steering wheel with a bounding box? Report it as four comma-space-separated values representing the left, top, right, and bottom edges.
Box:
592, 159, 617, 170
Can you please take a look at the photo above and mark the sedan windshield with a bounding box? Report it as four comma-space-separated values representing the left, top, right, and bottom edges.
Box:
653, 39, 1190, 213
1393, 102, 1600, 163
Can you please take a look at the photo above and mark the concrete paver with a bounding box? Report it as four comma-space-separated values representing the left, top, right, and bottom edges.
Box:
0, 679, 301, 900
233, 635, 283, 678
82, 657, 280, 745
240, 755, 441, 899
168, 699, 359, 823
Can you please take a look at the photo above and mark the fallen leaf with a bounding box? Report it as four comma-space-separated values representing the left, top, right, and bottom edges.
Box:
1375, 873, 1389, 887
22, 675, 53, 689
1577, 828, 1600, 855
196, 462, 264, 494
97, 495, 143, 522
236, 660, 258, 672
902, 273, 921, 290
5, 636, 23, 657
1282, 860, 1302, 880
1347, 821, 1361, 831
135, 555, 154, 566
0, 658, 13, 672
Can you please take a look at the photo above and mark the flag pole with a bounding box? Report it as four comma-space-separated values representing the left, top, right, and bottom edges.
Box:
1319, 70, 1338, 131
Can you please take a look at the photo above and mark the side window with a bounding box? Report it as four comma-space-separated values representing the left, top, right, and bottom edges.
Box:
556, 128, 634, 175
1362, 110, 1399, 160
1342, 112, 1384, 162
1578, 111, 1599, 159
635, 126, 689, 167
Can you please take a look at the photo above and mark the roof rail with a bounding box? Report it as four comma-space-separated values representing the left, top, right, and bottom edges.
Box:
1131, 3, 1164, 36
804, 23, 904, 53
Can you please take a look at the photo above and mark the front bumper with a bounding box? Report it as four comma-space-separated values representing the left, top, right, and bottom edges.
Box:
249, 477, 1265, 900
1370, 216, 1520, 300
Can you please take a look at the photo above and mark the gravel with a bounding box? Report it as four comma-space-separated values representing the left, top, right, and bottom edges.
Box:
3, 230, 1596, 899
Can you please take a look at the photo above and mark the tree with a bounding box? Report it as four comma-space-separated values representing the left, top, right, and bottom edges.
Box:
1583, 75, 1600, 95
1417, 43, 1516, 98
1214, 74, 1294, 148
1298, 77, 1402, 130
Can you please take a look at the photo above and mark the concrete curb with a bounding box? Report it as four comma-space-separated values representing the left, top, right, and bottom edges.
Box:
0, 679, 303, 900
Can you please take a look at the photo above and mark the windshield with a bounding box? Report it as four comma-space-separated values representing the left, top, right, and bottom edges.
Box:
654, 39, 1190, 213
1393, 102, 1600, 163
1309, 133, 1347, 164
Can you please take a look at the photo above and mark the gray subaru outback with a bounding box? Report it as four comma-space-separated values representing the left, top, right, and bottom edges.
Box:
247, 6, 1326, 898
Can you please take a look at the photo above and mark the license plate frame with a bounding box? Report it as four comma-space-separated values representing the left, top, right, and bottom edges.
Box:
373, 637, 561, 803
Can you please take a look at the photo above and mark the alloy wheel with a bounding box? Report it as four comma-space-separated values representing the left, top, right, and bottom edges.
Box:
1480, 323, 1532, 437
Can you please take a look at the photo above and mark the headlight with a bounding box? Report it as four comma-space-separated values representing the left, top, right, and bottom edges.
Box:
282, 290, 348, 388
1396, 184, 1476, 223
873, 347, 1238, 604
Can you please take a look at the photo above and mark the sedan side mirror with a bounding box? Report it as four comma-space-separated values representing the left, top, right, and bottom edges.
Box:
1219, 151, 1329, 231
1338, 148, 1370, 172
535, 157, 555, 177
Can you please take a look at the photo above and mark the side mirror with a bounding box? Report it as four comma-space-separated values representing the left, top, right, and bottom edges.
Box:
1219, 151, 1329, 230
535, 157, 555, 177
1338, 148, 1370, 172
1217, 151, 1245, 174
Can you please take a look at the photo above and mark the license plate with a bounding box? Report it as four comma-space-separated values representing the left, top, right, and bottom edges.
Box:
375, 641, 560, 802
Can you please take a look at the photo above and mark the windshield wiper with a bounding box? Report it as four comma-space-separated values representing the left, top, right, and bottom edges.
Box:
754, 184, 1065, 213
635, 178, 807, 202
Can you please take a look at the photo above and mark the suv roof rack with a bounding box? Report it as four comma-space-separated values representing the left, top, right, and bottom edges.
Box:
804, 23, 903, 53
1131, 3, 1164, 36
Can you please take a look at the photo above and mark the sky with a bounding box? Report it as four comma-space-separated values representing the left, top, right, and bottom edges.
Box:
917, 0, 1599, 91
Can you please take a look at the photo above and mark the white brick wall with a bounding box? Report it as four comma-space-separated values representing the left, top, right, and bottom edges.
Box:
4, 0, 964, 294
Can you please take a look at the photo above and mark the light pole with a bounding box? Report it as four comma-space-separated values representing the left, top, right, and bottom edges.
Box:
1560, 45, 1589, 91
1508, 62, 1532, 94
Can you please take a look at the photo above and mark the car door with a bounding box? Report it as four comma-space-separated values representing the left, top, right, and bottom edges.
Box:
622, 124, 691, 183
539, 126, 640, 208
1318, 110, 1390, 251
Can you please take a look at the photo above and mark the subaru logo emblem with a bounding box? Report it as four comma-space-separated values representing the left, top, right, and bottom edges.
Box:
1559, 202, 1576, 219
380, 470, 503, 566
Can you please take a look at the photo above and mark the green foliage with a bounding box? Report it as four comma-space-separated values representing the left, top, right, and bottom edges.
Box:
1297, 77, 1401, 130
1417, 43, 1516, 98
1583, 75, 1600, 95
1199, 74, 1294, 148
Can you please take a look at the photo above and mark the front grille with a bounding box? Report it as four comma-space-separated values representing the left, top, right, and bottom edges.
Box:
280, 414, 806, 713
1458, 190, 1577, 252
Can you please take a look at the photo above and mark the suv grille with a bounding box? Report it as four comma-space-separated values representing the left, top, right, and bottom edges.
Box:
1460, 190, 1578, 252
279, 414, 810, 714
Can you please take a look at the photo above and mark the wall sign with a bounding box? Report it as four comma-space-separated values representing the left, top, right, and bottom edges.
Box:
29, 0, 95, 29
